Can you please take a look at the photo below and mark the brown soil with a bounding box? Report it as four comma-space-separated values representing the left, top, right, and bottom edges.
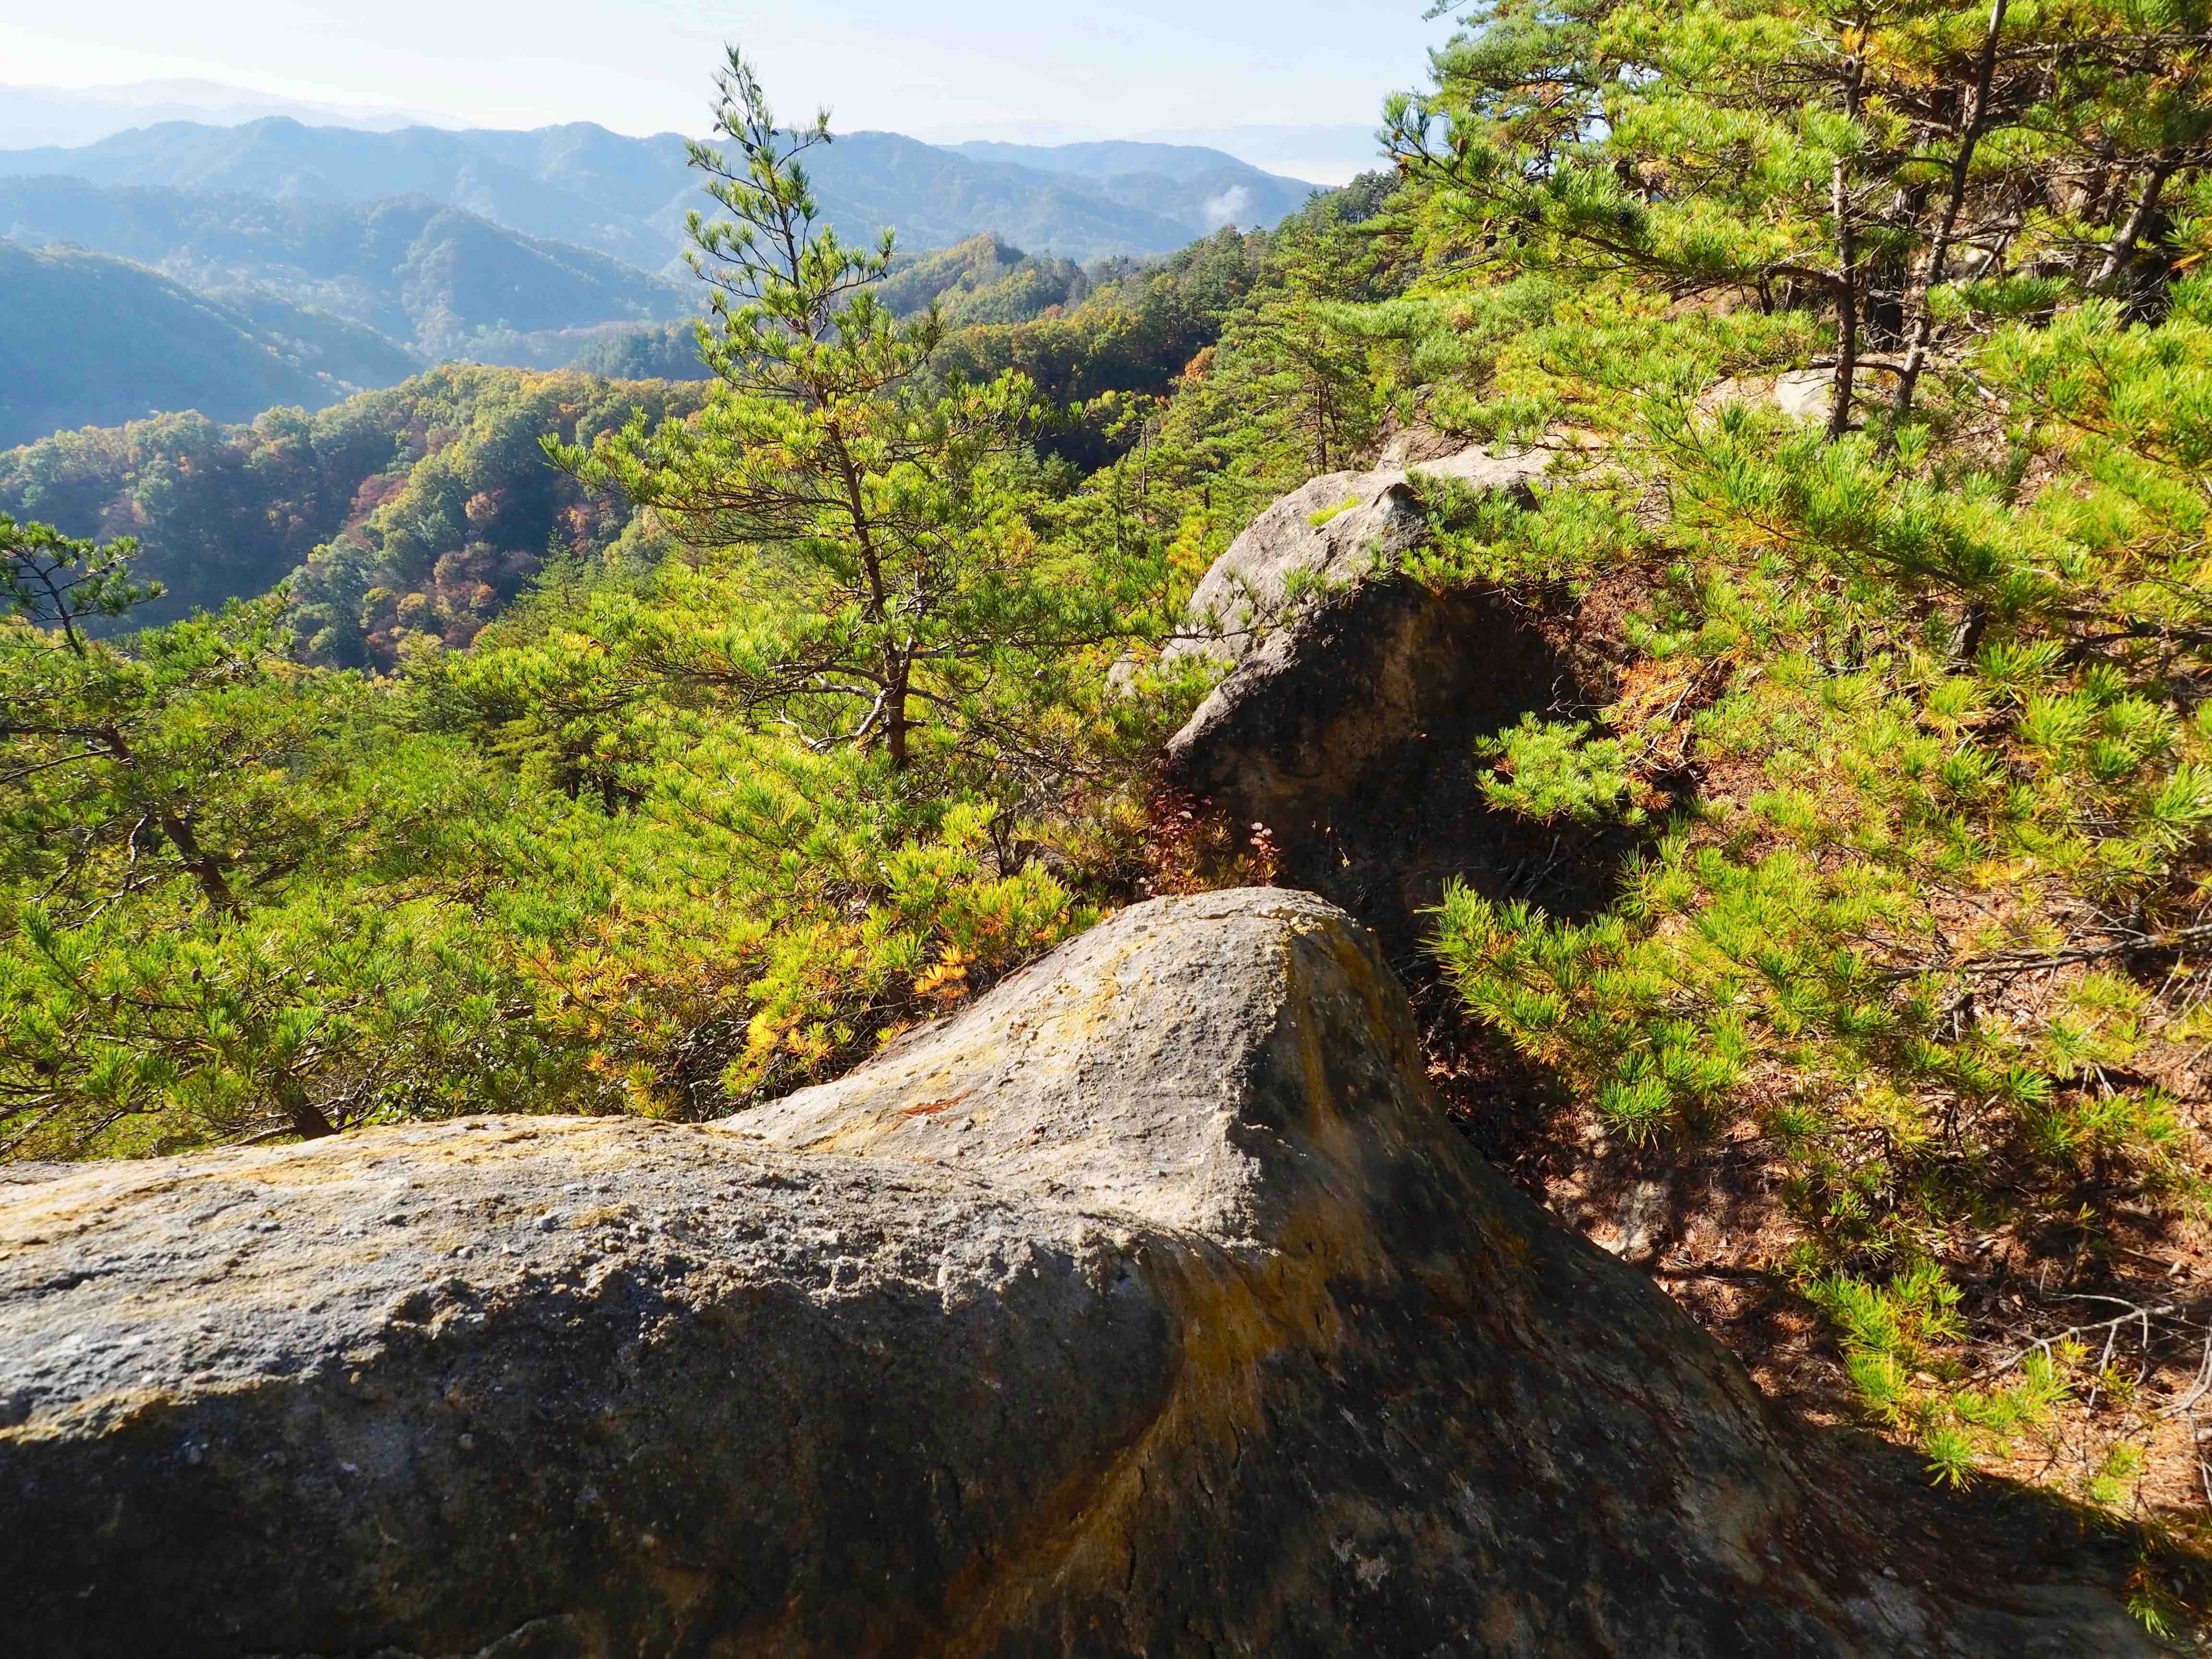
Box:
1415, 974, 2212, 1642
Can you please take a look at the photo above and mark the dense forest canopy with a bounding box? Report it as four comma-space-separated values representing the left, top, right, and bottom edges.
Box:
0, 368, 703, 643
6, 4, 2212, 1624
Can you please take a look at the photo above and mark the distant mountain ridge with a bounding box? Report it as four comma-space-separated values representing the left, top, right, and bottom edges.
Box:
948, 139, 1291, 182
942, 140, 1315, 235
0, 240, 419, 447
0, 117, 1329, 461
0, 176, 693, 360
0, 79, 458, 150
0, 118, 1321, 266
1132, 124, 1384, 189
0, 120, 692, 272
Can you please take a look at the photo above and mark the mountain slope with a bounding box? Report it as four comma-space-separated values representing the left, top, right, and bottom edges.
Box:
946, 139, 1280, 183
0, 240, 419, 447
873, 233, 1090, 325
0, 176, 693, 361
0, 120, 1321, 266
1137, 124, 1385, 187
0, 120, 680, 268
784, 133, 1200, 260
944, 139, 1318, 231
0, 364, 704, 637
560, 232, 1095, 382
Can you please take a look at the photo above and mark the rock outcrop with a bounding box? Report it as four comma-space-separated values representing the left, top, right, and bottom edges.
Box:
1161, 444, 1625, 958
0, 891, 2154, 1657
1163, 445, 1556, 825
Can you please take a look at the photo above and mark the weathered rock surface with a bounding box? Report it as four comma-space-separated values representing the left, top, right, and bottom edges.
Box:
1700, 368, 1836, 422
1163, 445, 1556, 825
0, 890, 2154, 1657
1162, 445, 1628, 959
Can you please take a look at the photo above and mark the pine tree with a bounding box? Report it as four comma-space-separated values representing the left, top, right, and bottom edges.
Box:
0, 516, 334, 928
558, 48, 1132, 778
1367, 0, 2212, 1517
2, 521, 370, 1144
1389, 0, 2212, 439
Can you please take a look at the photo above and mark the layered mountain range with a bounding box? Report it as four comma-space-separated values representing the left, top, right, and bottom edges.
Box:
0, 117, 1324, 447
0, 119, 1317, 270
0, 240, 421, 446
0, 177, 692, 363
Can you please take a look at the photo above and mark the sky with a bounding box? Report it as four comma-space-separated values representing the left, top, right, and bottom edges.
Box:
0, 1, 1459, 159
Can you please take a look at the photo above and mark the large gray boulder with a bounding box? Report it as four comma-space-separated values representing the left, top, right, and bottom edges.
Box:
1161, 445, 1629, 958
0, 891, 2154, 1657
1163, 445, 1557, 829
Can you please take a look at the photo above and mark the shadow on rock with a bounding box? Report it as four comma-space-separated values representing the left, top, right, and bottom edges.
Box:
0, 892, 2161, 1658
1158, 444, 1636, 974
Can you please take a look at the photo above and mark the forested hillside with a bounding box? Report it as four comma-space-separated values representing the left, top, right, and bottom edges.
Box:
0, 209, 1349, 633
0, 240, 419, 446
6, 9, 2212, 1630
565, 321, 712, 381
0, 366, 701, 638
872, 233, 1092, 325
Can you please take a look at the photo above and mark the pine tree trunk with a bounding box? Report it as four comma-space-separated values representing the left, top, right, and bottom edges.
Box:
1830, 160, 1861, 441
1827, 34, 1868, 441
96, 723, 242, 920
1884, 0, 2008, 445
272, 1072, 339, 1141
156, 807, 244, 922
2092, 158, 2176, 292
884, 652, 912, 770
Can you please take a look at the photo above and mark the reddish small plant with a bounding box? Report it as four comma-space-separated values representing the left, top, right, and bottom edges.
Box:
1134, 784, 1280, 899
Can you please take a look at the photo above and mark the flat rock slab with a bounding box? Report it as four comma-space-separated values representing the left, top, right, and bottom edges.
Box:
0, 891, 2157, 1657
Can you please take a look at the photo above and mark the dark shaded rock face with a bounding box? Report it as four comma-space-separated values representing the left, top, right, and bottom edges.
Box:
0, 892, 2153, 1658
1163, 447, 1558, 812
1162, 446, 1626, 963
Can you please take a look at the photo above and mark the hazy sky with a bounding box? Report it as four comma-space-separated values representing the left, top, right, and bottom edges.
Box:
0, 1, 1459, 143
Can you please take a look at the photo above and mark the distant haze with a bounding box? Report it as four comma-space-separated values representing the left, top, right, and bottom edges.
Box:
1137, 126, 1388, 187
0, 83, 1391, 190
926, 122, 1389, 187
0, 81, 464, 150
0, 0, 1449, 162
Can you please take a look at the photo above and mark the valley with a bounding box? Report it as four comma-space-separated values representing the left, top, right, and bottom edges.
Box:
0, 239, 420, 445
0, 114, 1323, 452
